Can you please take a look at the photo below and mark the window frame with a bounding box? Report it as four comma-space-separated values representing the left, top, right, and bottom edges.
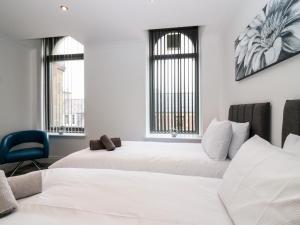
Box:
43, 37, 85, 135
148, 26, 200, 137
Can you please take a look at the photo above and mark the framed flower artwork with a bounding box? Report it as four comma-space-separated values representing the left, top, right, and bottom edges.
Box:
235, 0, 300, 81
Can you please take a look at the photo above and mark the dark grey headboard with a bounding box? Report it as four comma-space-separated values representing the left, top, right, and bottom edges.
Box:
282, 100, 300, 147
228, 103, 271, 141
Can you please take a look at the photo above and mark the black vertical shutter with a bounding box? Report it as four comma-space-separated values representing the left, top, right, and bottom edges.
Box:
42, 36, 85, 134
149, 27, 199, 134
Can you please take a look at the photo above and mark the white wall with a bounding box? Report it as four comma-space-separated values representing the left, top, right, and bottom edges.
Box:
0, 37, 41, 170
220, 0, 300, 146
0, 38, 40, 139
200, 27, 224, 130
49, 41, 147, 157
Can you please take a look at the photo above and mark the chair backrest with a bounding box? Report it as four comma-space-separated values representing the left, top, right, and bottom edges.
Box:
2, 130, 46, 147
0, 130, 49, 163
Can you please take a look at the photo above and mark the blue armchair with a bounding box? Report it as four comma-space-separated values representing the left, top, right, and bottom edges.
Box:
0, 130, 49, 176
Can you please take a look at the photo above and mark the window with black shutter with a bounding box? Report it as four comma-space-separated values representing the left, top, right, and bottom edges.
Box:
149, 27, 199, 135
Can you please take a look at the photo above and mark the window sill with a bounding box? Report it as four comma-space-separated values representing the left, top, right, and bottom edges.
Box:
48, 133, 86, 138
145, 133, 201, 143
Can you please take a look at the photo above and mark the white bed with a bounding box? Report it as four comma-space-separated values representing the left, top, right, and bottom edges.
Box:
0, 168, 233, 225
50, 141, 230, 178
49, 103, 271, 179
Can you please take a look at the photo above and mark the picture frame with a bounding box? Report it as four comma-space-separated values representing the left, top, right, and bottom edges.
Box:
235, 0, 300, 81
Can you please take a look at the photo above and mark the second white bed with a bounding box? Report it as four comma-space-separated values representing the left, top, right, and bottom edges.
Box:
50, 141, 230, 178
1, 168, 233, 225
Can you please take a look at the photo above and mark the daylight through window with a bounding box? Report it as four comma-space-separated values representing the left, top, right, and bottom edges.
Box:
43, 36, 84, 134
149, 27, 199, 135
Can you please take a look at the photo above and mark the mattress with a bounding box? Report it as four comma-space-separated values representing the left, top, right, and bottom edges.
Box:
1, 168, 233, 225
50, 141, 231, 178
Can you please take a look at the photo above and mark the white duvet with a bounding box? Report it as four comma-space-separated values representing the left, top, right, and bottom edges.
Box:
50, 141, 230, 178
0, 168, 233, 225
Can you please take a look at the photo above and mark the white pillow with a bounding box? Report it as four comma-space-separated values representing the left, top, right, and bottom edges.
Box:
283, 134, 300, 155
219, 135, 300, 225
0, 170, 17, 217
202, 119, 233, 160
228, 121, 250, 159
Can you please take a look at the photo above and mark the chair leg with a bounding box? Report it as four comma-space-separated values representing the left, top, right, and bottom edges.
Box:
10, 161, 24, 177
31, 160, 42, 170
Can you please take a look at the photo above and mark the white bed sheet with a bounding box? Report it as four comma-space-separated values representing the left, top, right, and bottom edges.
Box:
50, 141, 230, 178
0, 168, 233, 225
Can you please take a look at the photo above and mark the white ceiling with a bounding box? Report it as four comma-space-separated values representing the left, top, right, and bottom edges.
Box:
0, 0, 242, 43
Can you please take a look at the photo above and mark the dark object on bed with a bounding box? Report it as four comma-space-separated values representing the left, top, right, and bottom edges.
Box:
90, 137, 122, 150
282, 100, 300, 147
228, 103, 271, 141
90, 140, 105, 150
110, 138, 121, 148
100, 135, 116, 151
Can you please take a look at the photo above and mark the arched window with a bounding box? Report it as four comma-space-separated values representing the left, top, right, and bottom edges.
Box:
153, 32, 195, 55
149, 27, 199, 135
53, 36, 84, 55
43, 36, 85, 135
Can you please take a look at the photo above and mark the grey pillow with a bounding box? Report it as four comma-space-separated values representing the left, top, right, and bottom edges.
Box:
0, 170, 17, 217
8, 171, 42, 200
